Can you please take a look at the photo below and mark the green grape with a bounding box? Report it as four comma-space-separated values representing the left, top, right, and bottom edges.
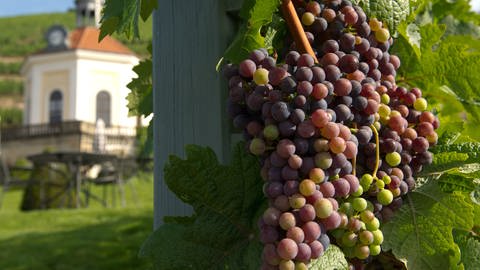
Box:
279, 259, 295, 270
301, 12, 315, 26
352, 198, 368, 212
351, 185, 364, 197
315, 152, 333, 169
372, 229, 384, 245
414, 97, 428, 111
390, 110, 401, 117
253, 68, 269, 85
309, 168, 325, 183
359, 220, 366, 231
295, 262, 308, 270
315, 198, 333, 218
366, 201, 374, 212
354, 245, 370, 259
289, 193, 306, 209
249, 138, 266, 155
377, 189, 393, 205
378, 104, 391, 118
376, 179, 385, 189
385, 152, 401, 166
360, 210, 375, 223
381, 93, 390, 104
370, 244, 381, 256
339, 202, 354, 216
375, 28, 390, 43
263, 124, 279, 140
382, 175, 391, 185
361, 174, 373, 189
365, 217, 380, 231
359, 230, 374, 245
342, 232, 358, 247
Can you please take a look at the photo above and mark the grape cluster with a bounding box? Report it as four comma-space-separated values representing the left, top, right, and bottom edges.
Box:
222, 0, 438, 269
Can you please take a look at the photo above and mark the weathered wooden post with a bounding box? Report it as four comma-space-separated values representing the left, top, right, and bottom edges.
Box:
152, 0, 242, 228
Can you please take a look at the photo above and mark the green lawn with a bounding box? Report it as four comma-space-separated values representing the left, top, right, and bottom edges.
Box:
0, 173, 154, 270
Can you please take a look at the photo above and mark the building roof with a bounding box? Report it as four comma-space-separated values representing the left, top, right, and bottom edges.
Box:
69, 27, 134, 55
32, 26, 135, 56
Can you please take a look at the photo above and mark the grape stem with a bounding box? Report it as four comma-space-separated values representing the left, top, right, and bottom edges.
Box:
370, 124, 380, 178
280, 0, 319, 63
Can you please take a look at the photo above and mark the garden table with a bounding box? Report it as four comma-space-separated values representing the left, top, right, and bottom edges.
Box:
27, 152, 119, 209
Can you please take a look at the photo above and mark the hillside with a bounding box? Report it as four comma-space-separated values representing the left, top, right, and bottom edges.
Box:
0, 12, 152, 126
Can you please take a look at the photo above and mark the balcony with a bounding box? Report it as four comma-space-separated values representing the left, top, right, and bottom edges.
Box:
1, 121, 137, 164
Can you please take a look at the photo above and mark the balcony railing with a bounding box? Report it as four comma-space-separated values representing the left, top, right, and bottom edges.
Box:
1, 121, 136, 141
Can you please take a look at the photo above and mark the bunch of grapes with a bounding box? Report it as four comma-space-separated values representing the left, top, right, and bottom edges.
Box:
222, 0, 439, 269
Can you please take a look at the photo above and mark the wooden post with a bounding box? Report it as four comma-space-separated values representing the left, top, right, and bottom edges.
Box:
152, 0, 238, 229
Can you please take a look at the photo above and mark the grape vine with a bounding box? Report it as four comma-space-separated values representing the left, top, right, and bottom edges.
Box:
98, 0, 480, 269
222, 0, 441, 267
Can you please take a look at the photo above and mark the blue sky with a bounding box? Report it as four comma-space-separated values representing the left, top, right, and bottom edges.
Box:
0, 0, 74, 18
0, 0, 479, 18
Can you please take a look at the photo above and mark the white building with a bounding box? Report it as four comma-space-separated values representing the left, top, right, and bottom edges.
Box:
1, 0, 141, 163
21, 25, 139, 128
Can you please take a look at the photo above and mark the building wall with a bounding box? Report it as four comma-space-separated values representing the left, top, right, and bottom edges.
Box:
22, 50, 139, 127
23, 52, 77, 125
75, 50, 138, 128
41, 69, 71, 122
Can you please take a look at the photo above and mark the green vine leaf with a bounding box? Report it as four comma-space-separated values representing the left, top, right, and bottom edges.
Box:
421, 152, 469, 174
99, 0, 156, 41
393, 22, 480, 122
432, 142, 480, 164
139, 0, 157, 21
396, 22, 422, 58
352, 0, 410, 32
437, 172, 478, 194
139, 143, 266, 269
308, 245, 349, 270
223, 0, 281, 64
453, 230, 480, 270
474, 204, 480, 233
437, 122, 463, 145
382, 180, 474, 270
126, 58, 153, 117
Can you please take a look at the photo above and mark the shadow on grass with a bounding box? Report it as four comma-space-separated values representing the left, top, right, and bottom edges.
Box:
0, 213, 154, 270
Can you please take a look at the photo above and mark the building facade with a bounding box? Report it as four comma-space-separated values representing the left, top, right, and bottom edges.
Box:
21, 27, 139, 128
1, 0, 141, 164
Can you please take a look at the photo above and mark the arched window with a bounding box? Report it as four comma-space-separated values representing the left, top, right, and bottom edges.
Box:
96, 91, 111, 126
49, 90, 63, 124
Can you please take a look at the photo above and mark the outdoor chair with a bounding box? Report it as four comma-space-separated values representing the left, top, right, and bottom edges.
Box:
84, 161, 126, 207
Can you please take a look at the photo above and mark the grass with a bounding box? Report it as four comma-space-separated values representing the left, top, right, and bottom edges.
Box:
0, 79, 23, 95
0, 172, 154, 270
0, 12, 152, 58
0, 62, 22, 74
0, 13, 76, 57
0, 108, 23, 126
